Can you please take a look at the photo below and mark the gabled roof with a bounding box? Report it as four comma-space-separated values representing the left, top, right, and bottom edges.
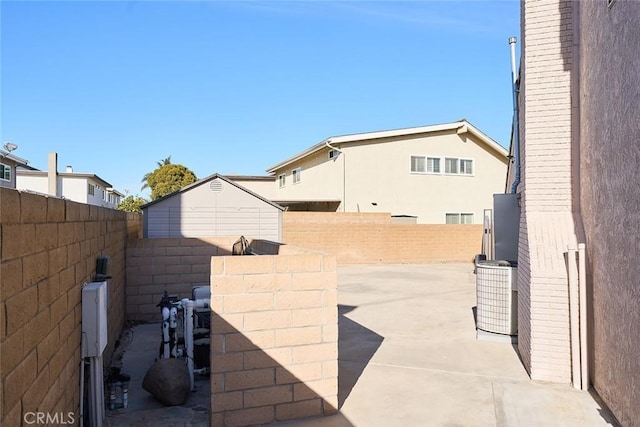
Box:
141, 173, 285, 211
0, 150, 29, 166
225, 175, 275, 181
266, 119, 508, 173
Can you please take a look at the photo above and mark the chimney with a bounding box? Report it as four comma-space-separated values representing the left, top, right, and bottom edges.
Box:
48, 152, 58, 196
66, 166, 73, 173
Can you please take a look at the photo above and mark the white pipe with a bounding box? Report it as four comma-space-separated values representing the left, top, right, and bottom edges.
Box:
578, 243, 589, 390
170, 307, 178, 358
79, 358, 85, 427
182, 298, 195, 391
161, 307, 170, 358
89, 355, 105, 427
567, 247, 581, 389
325, 140, 346, 212
192, 298, 210, 309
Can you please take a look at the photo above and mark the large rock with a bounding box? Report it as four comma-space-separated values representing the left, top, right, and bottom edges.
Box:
142, 358, 191, 406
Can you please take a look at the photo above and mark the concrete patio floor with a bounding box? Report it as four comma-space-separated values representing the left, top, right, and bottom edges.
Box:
108, 263, 618, 426
279, 263, 617, 427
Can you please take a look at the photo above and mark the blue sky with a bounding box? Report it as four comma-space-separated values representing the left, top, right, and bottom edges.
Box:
1, 1, 519, 199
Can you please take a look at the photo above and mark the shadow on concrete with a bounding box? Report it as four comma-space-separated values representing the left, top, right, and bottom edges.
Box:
471, 305, 478, 326
108, 311, 355, 427
588, 389, 621, 427
472, 305, 521, 360
337, 305, 384, 409
105, 323, 211, 427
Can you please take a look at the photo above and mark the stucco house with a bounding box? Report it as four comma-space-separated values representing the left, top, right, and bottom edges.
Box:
509, 1, 639, 425
225, 175, 276, 201
0, 147, 29, 189
16, 152, 123, 209
141, 173, 284, 241
266, 119, 508, 224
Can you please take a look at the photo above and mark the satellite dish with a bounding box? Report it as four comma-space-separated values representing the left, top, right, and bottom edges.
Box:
3, 142, 18, 152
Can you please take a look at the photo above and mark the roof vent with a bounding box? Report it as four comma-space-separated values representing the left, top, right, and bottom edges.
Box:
209, 180, 223, 193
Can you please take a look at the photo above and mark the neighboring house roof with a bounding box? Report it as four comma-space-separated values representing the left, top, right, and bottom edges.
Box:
225, 175, 275, 181
141, 173, 285, 211
17, 164, 39, 171
0, 150, 29, 166
266, 119, 509, 173
272, 199, 342, 206
16, 169, 114, 188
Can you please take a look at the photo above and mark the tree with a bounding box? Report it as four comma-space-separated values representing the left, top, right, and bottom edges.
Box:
141, 156, 172, 191
141, 157, 197, 200
117, 195, 148, 213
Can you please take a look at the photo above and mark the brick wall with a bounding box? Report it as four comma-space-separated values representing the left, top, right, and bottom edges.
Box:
518, 0, 578, 383
125, 237, 238, 321
209, 249, 338, 426
0, 188, 141, 425
282, 212, 482, 264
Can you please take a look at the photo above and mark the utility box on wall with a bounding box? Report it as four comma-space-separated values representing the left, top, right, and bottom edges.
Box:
493, 193, 520, 262
82, 281, 108, 357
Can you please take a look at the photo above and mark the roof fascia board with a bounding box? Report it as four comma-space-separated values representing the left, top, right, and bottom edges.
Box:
0, 150, 29, 165
266, 139, 330, 174
463, 122, 509, 157
266, 120, 509, 172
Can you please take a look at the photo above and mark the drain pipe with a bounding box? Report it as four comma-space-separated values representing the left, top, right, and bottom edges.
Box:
567, 247, 581, 389
79, 358, 85, 427
182, 299, 195, 392
181, 298, 211, 391
509, 37, 521, 194
578, 243, 589, 390
325, 140, 346, 212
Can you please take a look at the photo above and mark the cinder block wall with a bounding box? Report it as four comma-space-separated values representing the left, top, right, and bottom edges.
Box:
125, 237, 237, 321
282, 212, 482, 264
0, 188, 141, 425
209, 248, 338, 426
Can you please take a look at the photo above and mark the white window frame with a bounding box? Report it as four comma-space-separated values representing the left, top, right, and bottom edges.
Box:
444, 157, 459, 174
292, 167, 301, 184
444, 157, 474, 176
88, 183, 95, 196
411, 155, 472, 175
278, 173, 286, 188
427, 157, 441, 174
410, 156, 426, 173
459, 159, 474, 175
445, 212, 475, 224
328, 149, 340, 160
0, 163, 11, 181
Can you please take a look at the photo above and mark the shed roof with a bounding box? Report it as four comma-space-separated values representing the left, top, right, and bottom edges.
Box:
141, 173, 284, 210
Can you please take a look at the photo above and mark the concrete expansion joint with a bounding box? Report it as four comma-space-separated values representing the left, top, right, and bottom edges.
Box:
368, 361, 528, 383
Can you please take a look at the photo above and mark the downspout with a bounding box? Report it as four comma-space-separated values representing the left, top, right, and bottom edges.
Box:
578, 243, 589, 390
509, 37, 521, 194
325, 140, 346, 212
567, 246, 581, 389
